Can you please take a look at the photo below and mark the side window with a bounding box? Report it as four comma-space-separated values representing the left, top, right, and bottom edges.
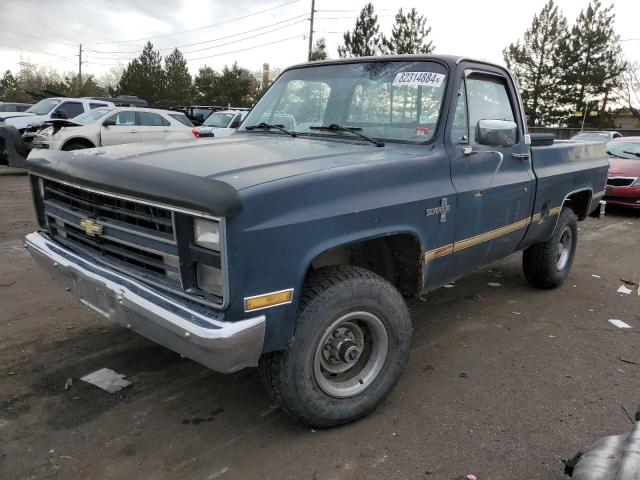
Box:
450, 81, 469, 143
106, 111, 135, 126
138, 112, 166, 126
229, 114, 241, 128
57, 102, 84, 119
90, 103, 108, 109
465, 75, 515, 144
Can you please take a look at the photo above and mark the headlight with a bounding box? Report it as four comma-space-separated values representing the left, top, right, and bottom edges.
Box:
0, 120, 6, 127
193, 219, 219, 251
39, 126, 54, 137
197, 264, 223, 296
632, 178, 640, 186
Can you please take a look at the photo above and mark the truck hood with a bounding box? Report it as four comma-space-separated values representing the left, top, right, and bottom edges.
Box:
26, 133, 396, 217
4, 114, 46, 129
0, 112, 36, 121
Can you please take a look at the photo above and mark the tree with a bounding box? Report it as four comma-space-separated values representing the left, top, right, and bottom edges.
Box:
503, 0, 569, 126
338, 3, 383, 57
118, 42, 165, 105
0, 70, 21, 101
561, 0, 625, 127
382, 8, 434, 55
613, 61, 640, 121
163, 48, 193, 106
309, 37, 328, 61
194, 63, 259, 107
194, 66, 219, 104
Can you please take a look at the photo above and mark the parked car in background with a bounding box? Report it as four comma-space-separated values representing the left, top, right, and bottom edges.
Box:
0, 102, 33, 113
571, 130, 622, 142
604, 137, 640, 209
196, 109, 248, 138
0, 97, 116, 132
30, 107, 198, 151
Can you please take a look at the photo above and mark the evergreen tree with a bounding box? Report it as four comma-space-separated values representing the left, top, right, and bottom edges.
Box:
194, 66, 219, 104
0, 70, 21, 101
503, 0, 568, 126
382, 8, 434, 55
561, 0, 625, 127
164, 48, 193, 106
338, 3, 383, 57
118, 42, 165, 105
309, 38, 328, 61
194, 63, 258, 107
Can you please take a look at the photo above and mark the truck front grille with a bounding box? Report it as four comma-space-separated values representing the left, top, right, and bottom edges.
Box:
41, 178, 180, 287
607, 177, 637, 187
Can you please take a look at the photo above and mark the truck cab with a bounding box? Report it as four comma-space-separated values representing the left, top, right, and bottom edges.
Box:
24, 55, 608, 428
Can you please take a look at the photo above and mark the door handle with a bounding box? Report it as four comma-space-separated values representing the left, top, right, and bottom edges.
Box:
129, 129, 137, 133
512, 153, 529, 160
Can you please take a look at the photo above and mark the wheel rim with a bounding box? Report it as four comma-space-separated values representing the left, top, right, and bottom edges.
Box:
556, 226, 573, 271
313, 311, 389, 398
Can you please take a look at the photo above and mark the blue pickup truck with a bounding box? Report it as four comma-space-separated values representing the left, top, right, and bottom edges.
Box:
24, 55, 608, 428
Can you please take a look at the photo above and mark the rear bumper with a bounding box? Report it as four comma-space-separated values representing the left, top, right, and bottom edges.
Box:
25, 231, 265, 373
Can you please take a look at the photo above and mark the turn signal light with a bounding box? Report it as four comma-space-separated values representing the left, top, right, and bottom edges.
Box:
244, 289, 293, 312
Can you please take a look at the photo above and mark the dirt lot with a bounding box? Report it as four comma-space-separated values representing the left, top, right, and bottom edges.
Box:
1, 169, 639, 480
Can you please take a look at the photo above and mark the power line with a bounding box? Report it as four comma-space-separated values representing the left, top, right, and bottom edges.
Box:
0, 28, 76, 48
84, 14, 309, 57
85, 0, 302, 45
184, 34, 304, 61
0, 41, 68, 58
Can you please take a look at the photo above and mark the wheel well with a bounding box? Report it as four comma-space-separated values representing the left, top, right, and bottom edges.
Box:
563, 190, 592, 220
62, 138, 95, 150
309, 234, 422, 297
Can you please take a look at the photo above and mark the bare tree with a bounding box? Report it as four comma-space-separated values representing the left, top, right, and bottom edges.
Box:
614, 61, 640, 121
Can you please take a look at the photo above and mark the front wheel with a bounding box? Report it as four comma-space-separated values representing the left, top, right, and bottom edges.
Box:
523, 207, 578, 289
259, 266, 412, 428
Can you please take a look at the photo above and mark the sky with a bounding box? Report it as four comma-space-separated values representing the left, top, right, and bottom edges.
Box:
1, 0, 639, 82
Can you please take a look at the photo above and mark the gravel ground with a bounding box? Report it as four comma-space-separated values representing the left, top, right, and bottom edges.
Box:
1, 169, 639, 480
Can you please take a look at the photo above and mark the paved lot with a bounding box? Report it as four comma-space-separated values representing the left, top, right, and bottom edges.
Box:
1, 169, 639, 480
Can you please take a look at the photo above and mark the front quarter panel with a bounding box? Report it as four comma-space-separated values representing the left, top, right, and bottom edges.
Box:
225, 143, 455, 352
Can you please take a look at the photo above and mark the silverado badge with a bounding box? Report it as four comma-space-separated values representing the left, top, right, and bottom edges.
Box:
80, 218, 103, 237
425, 198, 450, 223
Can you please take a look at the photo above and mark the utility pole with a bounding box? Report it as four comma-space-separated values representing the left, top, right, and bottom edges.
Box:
78, 43, 83, 94
307, 0, 315, 61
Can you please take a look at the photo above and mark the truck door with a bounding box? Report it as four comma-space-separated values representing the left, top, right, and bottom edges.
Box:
444, 68, 534, 280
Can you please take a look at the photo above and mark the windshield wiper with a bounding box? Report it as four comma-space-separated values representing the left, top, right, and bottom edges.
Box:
245, 122, 296, 137
607, 150, 627, 159
309, 123, 385, 147
622, 150, 640, 158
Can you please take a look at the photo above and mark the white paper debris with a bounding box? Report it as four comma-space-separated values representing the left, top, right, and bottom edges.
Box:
81, 368, 131, 393
591, 274, 601, 279
443, 284, 455, 289
487, 282, 502, 287
609, 319, 632, 329
617, 285, 633, 295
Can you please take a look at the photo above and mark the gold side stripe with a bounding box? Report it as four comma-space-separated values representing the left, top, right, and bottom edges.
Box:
423, 206, 562, 263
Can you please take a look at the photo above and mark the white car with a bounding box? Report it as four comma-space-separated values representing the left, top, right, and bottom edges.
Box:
0, 97, 115, 131
196, 109, 248, 138
31, 107, 198, 151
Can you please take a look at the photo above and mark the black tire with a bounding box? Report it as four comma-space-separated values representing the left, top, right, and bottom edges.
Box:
62, 142, 90, 151
523, 207, 578, 289
259, 265, 412, 428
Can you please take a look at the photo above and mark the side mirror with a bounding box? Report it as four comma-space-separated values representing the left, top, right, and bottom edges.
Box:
475, 119, 517, 147
52, 109, 68, 119
102, 117, 116, 127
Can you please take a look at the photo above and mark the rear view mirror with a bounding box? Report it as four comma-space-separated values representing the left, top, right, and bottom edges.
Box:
102, 118, 116, 127
476, 119, 517, 147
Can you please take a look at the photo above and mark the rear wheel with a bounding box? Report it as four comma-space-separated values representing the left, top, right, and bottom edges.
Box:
259, 265, 412, 428
523, 207, 578, 289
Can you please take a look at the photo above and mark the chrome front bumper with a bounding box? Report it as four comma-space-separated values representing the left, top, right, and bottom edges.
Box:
24, 232, 265, 373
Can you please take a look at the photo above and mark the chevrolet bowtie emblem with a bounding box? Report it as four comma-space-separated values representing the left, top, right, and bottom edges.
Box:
80, 218, 103, 237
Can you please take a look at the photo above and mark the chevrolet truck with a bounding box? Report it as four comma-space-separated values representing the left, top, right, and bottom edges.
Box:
24, 55, 608, 428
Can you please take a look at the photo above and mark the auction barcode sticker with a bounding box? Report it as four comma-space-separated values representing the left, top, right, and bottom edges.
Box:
392, 72, 445, 88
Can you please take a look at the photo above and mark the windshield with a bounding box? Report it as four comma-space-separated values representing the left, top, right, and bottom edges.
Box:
26, 99, 61, 115
241, 61, 448, 143
204, 112, 234, 128
607, 141, 640, 160
71, 108, 111, 125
